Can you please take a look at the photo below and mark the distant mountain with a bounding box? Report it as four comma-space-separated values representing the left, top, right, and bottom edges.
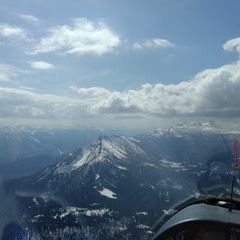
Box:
4, 126, 236, 239
0, 127, 105, 164
0, 127, 111, 179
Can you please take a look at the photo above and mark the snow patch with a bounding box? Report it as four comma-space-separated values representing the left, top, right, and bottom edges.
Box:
59, 207, 110, 219
128, 137, 140, 143
95, 174, 100, 180
32, 197, 39, 206
136, 211, 148, 216
144, 162, 155, 167
160, 159, 188, 171
150, 184, 155, 189
102, 139, 127, 159
98, 188, 117, 199
163, 209, 177, 215
116, 165, 127, 170
85, 208, 109, 217
74, 149, 90, 168
136, 224, 150, 230
32, 214, 43, 223
173, 183, 183, 190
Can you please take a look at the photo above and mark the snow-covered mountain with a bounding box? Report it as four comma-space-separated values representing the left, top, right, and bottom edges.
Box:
5, 127, 236, 239
0, 127, 108, 179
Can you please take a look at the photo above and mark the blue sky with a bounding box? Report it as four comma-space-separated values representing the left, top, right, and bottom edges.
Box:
0, 0, 240, 129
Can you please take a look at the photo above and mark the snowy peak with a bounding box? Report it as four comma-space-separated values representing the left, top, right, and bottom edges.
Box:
175, 120, 217, 130
54, 135, 146, 174
100, 136, 145, 160
151, 120, 218, 137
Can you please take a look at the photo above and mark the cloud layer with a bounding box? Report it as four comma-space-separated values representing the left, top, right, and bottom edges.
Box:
1, 42, 240, 122
0, 21, 240, 126
32, 18, 121, 56
70, 59, 240, 117
0, 87, 86, 119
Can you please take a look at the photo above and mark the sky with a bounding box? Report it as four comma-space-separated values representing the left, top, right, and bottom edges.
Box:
0, 0, 240, 129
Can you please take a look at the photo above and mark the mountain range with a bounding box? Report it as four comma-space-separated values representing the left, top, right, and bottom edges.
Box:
4, 123, 238, 239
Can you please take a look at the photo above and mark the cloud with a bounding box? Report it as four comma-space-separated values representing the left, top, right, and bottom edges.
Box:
223, 37, 240, 54
133, 38, 175, 50
1, 36, 240, 126
70, 60, 240, 117
0, 64, 17, 82
0, 24, 28, 40
70, 86, 111, 97
30, 61, 54, 70
18, 14, 40, 25
68, 37, 240, 118
0, 87, 87, 119
32, 18, 121, 56
1, 59, 240, 123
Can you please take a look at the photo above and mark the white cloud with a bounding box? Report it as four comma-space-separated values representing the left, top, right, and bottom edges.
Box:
223, 37, 240, 54
1, 59, 240, 123
30, 61, 54, 70
68, 37, 240, 117
133, 38, 175, 50
70, 86, 111, 97
0, 24, 28, 40
70, 59, 240, 117
1, 36, 240, 126
32, 18, 121, 56
0, 64, 17, 82
0, 87, 87, 119
18, 14, 40, 25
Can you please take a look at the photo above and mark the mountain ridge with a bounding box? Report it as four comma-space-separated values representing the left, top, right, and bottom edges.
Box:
4, 126, 237, 239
